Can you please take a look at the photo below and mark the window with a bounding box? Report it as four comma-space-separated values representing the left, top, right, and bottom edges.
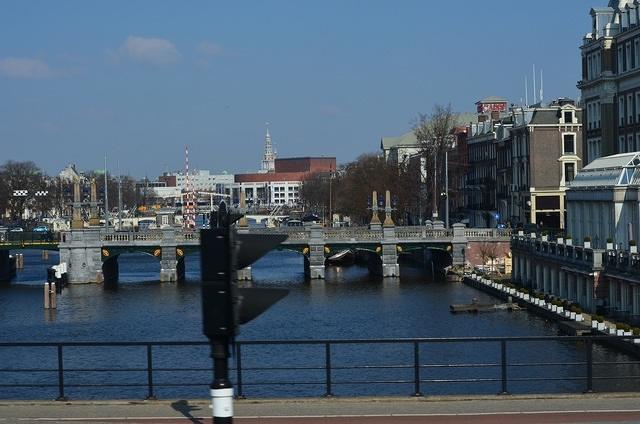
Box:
619, 135, 627, 152
629, 94, 635, 124
564, 111, 573, 123
618, 45, 624, 73
628, 134, 635, 153
620, 97, 626, 126
563, 134, 575, 154
564, 163, 575, 183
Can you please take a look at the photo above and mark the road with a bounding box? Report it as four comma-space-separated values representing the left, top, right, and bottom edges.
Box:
1, 394, 640, 423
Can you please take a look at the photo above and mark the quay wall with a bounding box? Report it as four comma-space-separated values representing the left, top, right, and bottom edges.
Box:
463, 275, 640, 358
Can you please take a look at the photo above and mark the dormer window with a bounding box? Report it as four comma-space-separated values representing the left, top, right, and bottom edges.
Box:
562, 109, 576, 124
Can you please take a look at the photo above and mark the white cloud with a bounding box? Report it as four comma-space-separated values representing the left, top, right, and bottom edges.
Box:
197, 41, 223, 57
0, 57, 54, 79
120, 36, 180, 65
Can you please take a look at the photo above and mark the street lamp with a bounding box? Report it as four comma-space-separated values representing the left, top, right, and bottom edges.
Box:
328, 168, 334, 228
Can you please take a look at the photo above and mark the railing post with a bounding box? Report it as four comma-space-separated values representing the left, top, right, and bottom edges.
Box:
324, 342, 333, 397
498, 340, 509, 395
584, 339, 594, 393
56, 344, 68, 401
146, 344, 156, 400
235, 343, 245, 399
413, 341, 422, 397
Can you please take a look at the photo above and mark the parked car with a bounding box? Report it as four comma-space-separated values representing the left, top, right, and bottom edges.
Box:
32, 225, 50, 233
9, 226, 23, 232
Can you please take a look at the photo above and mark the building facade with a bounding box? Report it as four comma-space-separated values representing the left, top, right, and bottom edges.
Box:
566, 151, 640, 249
509, 100, 583, 229
579, 0, 640, 165
234, 157, 336, 206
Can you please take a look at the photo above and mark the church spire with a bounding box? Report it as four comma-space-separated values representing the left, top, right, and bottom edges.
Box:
261, 122, 276, 173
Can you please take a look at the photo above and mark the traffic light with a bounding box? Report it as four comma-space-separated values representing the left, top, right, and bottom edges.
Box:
200, 203, 288, 423
200, 215, 288, 337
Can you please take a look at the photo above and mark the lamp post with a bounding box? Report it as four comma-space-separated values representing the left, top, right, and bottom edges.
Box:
445, 150, 449, 228
104, 155, 109, 231
328, 167, 334, 228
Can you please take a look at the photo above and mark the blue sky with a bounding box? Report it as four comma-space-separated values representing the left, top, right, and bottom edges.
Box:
1, 0, 591, 178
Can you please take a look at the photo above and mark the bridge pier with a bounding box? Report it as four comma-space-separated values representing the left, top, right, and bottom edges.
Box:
451, 223, 467, 267
304, 225, 326, 279
160, 250, 178, 282
159, 229, 179, 283
379, 223, 399, 278
380, 243, 399, 277
59, 230, 104, 284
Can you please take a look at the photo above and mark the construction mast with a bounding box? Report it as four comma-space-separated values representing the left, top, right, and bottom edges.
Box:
183, 145, 196, 229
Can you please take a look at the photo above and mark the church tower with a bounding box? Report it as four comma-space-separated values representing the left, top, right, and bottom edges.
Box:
260, 123, 276, 173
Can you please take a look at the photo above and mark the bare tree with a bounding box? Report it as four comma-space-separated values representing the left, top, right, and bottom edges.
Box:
0, 160, 48, 222
413, 104, 457, 220
477, 242, 497, 274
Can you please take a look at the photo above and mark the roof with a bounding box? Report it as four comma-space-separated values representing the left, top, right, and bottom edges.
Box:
582, 151, 640, 170
476, 96, 507, 104
381, 131, 419, 150
381, 113, 477, 150
570, 152, 640, 189
529, 109, 560, 125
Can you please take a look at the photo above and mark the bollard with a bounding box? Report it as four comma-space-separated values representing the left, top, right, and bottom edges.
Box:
16, 254, 24, 269
44, 282, 57, 309
44, 282, 50, 309
42, 250, 49, 261
50, 282, 57, 309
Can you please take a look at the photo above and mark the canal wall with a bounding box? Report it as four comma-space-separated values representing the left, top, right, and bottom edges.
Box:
0, 251, 16, 282
463, 275, 640, 358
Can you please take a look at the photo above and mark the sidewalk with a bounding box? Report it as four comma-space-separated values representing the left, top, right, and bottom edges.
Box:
1, 393, 640, 423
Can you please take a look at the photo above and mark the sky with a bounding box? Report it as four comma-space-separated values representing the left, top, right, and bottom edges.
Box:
0, 0, 593, 178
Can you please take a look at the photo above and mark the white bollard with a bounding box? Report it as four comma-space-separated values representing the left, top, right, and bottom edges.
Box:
211, 387, 234, 421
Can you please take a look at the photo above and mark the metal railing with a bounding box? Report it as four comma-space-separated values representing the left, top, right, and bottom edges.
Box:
1, 336, 639, 400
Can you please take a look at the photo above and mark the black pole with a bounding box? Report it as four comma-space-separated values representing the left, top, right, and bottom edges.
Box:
413, 341, 422, 397
324, 342, 333, 397
56, 344, 67, 401
498, 340, 509, 395
584, 339, 594, 393
146, 344, 156, 400
210, 336, 233, 423
235, 343, 245, 399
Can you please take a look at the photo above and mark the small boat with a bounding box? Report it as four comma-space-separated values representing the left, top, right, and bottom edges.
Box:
326, 249, 355, 266
450, 298, 521, 313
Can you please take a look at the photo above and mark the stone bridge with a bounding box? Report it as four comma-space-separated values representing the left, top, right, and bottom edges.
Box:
56, 224, 510, 284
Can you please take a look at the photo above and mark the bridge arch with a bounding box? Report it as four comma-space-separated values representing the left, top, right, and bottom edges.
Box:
100, 246, 186, 284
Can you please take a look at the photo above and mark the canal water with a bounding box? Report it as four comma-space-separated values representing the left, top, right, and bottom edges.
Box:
1, 249, 639, 399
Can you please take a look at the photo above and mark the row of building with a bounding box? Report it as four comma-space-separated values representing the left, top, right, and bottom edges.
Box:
381, 96, 584, 230
510, 1, 640, 320
380, 1, 640, 238
135, 127, 335, 209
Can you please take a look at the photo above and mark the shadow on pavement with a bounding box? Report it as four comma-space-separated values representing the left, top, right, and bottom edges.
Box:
170, 400, 205, 424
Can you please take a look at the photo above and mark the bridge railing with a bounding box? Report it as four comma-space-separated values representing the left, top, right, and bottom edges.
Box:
91, 226, 512, 246
101, 230, 164, 243
0, 336, 637, 400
